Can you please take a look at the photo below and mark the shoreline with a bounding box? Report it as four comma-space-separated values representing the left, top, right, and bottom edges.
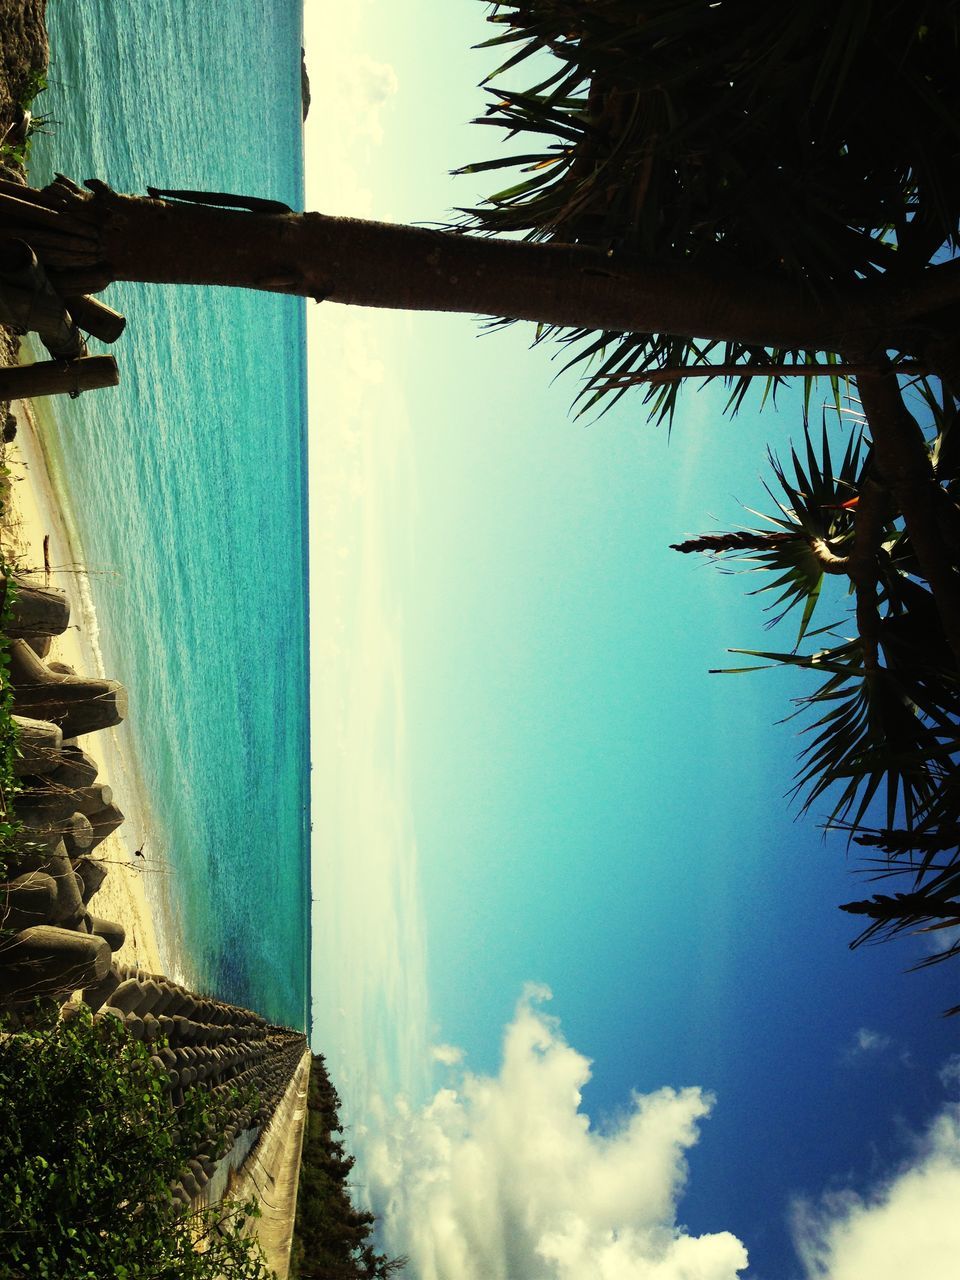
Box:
3, 396, 165, 975
0, 7, 312, 1271
2, 393, 312, 1276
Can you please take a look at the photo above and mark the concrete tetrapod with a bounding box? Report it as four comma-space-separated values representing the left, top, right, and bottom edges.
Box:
35, 744, 99, 791
6, 582, 70, 639
1, 871, 58, 931
15, 808, 93, 855
8, 639, 128, 738
73, 856, 108, 904
11, 715, 63, 777
0, 925, 111, 997
86, 915, 126, 952
81, 803, 125, 854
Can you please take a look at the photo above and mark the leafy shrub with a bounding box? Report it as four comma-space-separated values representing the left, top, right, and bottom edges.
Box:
0, 1005, 274, 1279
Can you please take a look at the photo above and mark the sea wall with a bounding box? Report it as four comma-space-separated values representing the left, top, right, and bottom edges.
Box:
0, 577, 133, 1005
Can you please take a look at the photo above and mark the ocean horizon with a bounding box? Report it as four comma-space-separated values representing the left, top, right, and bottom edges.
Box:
27, 0, 311, 1030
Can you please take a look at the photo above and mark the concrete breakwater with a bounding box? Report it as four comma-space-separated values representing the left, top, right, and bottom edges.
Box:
72, 963, 308, 1211
0, 576, 308, 1217
1, 577, 130, 1002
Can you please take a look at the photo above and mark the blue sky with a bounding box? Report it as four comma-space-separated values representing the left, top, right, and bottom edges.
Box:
304, 4, 960, 1278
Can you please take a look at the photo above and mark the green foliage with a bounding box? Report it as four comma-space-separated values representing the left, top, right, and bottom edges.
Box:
0, 68, 50, 166
749, 424, 866, 644
13, 68, 47, 111
291, 1055, 405, 1280
0, 1005, 275, 1279
689, 411, 958, 826
457, 0, 960, 418
676, 397, 960, 981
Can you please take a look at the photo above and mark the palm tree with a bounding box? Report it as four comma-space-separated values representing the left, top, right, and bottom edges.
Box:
674, 399, 960, 978
2, 1, 960, 922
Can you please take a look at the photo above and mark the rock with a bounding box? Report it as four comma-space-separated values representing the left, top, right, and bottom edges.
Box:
301, 46, 311, 121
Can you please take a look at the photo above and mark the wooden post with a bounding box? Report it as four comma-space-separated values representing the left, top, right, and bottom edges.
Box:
0, 354, 119, 399
63, 294, 126, 343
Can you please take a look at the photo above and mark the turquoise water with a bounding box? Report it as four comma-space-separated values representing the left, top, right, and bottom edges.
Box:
28, 1, 310, 1030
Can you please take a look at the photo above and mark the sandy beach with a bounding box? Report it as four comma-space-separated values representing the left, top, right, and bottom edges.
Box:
0, 8, 312, 1274
2, 393, 311, 1274
2, 396, 164, 975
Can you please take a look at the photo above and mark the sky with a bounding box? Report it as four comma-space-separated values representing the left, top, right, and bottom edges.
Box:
302, 4, 960, 1278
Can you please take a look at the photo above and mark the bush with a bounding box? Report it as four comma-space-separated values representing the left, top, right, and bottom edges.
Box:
0, 1005, 275, 1279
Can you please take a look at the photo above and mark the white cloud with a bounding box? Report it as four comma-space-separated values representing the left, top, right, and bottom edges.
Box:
793, 1104, 960, 1280
308, 298, 429, 1126
840, 1026, 914, 1071
361, 987, 748, 1280
431, 1043, 465, 1067
332, 55, 399, 146
939, 1056, 960, 1091
354, 55, 400, 107
842, 1027, 892, 1062
920, 921, 960, 958
854, 1028, 890, 1053
303, 5, 399, 213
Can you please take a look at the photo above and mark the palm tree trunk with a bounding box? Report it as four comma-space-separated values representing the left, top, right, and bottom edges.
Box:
6, 180, 960, 663
854, 372, 960, 666
0, 180, 910, 352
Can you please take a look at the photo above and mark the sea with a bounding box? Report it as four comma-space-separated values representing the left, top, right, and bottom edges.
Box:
26, 0, 310, 1031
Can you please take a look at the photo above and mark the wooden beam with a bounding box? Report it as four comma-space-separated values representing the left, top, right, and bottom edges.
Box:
0, 355, 119, 399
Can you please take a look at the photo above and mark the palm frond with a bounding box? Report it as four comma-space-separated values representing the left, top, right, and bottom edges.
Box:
462, 1, 960, 416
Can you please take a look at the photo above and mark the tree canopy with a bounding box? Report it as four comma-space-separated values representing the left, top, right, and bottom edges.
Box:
457, 0, 960, 416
